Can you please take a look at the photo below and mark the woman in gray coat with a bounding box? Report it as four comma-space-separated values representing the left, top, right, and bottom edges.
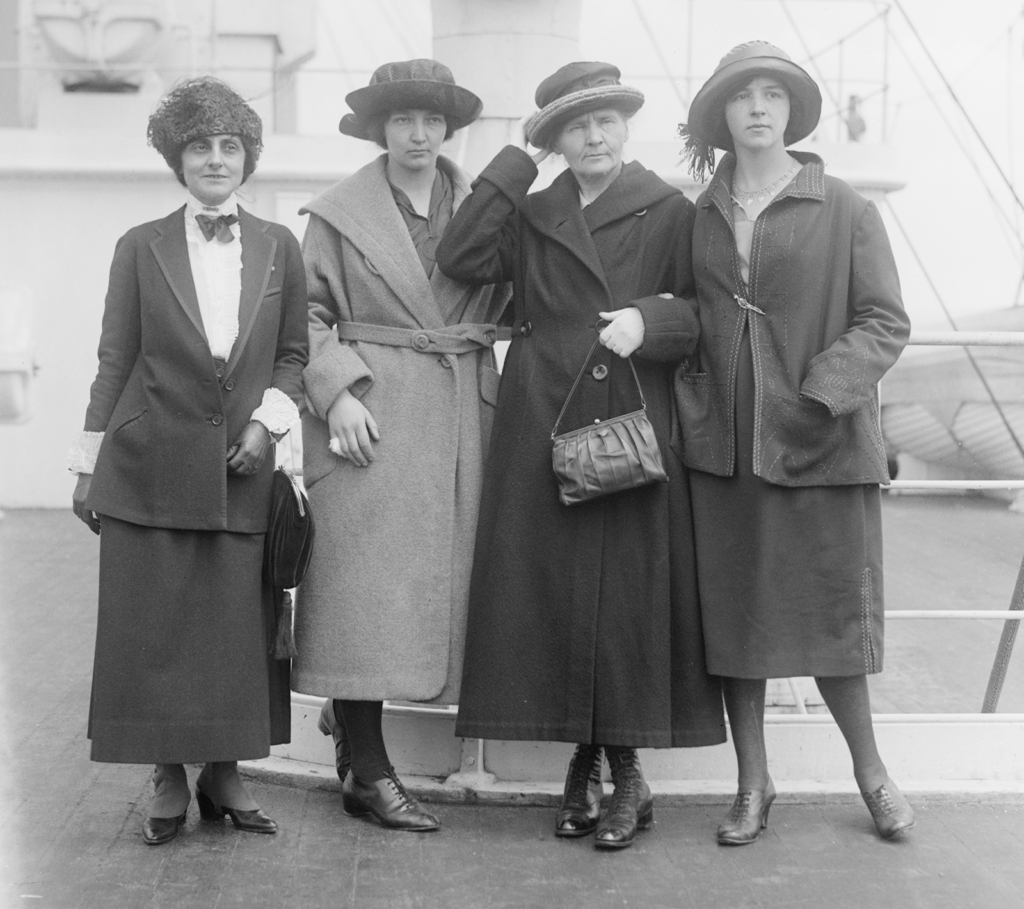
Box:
293, 60, 509, 832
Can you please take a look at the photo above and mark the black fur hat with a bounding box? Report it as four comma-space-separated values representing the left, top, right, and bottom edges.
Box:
147, 77, 263, 185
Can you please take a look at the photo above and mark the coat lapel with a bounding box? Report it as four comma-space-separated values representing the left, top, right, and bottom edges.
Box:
301, 156, 446, 330
431, 158, 480, 324
521, 169, 612, 301
150, 207, 207, 344
226, 208, 276, 378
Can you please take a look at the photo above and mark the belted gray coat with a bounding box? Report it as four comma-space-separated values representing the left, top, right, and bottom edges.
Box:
292, 154, 510, 703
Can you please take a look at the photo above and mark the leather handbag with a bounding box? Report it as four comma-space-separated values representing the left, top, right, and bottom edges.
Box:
551, 335, 668, 506
263, 468, 315, 659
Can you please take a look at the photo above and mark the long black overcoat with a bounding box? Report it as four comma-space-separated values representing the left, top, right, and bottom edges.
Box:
436, 147, 725, 748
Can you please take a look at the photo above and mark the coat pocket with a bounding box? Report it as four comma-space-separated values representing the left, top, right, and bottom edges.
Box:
760, 393, 846, 483
672, 368, 729, 474
112, 407, 147, 434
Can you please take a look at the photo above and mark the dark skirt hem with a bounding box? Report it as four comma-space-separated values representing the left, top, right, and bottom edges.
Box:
454, 721, 728, 749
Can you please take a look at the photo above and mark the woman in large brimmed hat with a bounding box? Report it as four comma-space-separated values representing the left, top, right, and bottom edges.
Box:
435, 62, 726, 851
70, 76, 308, 844
676, 41, 915, 844
292, 59, 510, 833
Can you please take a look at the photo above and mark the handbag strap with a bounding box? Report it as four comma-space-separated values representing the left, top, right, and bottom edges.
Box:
551, 334, 647, 440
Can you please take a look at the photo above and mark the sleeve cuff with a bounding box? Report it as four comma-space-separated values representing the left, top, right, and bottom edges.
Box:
251, 387, 301, 435
68, 431, 104, 474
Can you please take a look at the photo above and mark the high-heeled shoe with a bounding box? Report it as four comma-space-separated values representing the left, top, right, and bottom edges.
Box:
142, 809, 187, 845
196, 785, 278, 834
717, 778, 776, 845
862, 777, 915, 839
594, 748, 653, 850
317, 698, 352, 783
341, 767, 439, 832
556, 744, 603, 837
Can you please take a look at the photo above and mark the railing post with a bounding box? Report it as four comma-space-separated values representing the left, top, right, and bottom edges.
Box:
982, 550, 1024, 712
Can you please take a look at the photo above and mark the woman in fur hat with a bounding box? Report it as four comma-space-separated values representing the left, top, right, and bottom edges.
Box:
69, 77, 308, 844
292, 60, 510, 832
677, 41, 914, 843
435, 62, 726, 850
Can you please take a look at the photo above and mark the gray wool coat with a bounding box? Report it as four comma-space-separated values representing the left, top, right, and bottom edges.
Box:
292, 154, 510, 703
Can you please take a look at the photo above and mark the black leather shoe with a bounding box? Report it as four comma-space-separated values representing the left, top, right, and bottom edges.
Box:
594, 748, 653, 850
142, 809, 187, 845
196, 785, 278, 834
317, 699, 352, 783
862, 778, 915, 839
341, 768, 440, 831
717, 779, 776, 845
555, 744, 603, 837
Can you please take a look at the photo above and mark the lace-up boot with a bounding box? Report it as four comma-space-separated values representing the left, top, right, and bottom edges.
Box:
594, 747, 653, 850
555, 744, 604, 837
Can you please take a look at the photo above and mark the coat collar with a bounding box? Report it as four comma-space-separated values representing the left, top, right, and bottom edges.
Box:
150, 205, 276, 378
301, 154, 476, 329
700, 150, 826, 225
520, 160, 678, 300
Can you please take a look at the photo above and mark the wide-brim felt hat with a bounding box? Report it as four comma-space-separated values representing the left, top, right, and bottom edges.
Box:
524, 61, 644, 150
338, 58, 482, 139
686, 41, 821, 150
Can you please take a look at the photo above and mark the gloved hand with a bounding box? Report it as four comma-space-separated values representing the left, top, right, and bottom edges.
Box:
72, 474, 100, 535
598, 307, 646, 358
226, 420, 272, 476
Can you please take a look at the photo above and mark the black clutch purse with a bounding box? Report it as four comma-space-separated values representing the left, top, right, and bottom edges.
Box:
551, 335, 668, 506
264, 468, 315, 658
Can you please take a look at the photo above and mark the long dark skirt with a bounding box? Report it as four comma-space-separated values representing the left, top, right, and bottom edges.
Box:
689, 332, 885, 679
88, 516, 290, 763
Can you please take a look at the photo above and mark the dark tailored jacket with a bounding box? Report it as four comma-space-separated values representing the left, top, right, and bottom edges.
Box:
675, 152, 910, 486
436, 147, 725, 748
84, 206, 308, 532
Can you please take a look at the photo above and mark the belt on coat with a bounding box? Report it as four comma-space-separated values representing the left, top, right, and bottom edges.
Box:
336, 321, 502, 355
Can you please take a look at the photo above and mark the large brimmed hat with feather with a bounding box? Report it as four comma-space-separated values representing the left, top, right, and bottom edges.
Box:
680, 41, 821, 181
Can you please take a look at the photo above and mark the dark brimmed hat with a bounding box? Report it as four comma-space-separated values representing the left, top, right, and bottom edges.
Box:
524, 61, 644, 150
680, 41, 821, 181
338, 59, 482, 140
147, 76, 263, 180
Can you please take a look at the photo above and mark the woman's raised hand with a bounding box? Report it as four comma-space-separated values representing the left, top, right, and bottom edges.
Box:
72, 474, 100, 534
226, 420, 272, 475
511, 114, 552, 166
598, 308, 646, 358
327, 388, 380, 467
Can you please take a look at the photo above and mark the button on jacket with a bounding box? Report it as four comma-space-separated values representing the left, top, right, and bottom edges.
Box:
675, 152, 910, 487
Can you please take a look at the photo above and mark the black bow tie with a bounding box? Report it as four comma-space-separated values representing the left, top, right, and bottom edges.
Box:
195, 213, 238, 243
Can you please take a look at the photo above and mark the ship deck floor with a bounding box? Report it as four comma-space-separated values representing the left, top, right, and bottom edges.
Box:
3, 501, 1024, 909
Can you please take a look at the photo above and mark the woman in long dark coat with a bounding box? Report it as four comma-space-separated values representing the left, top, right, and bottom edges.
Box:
436, 62, 725, 851
69, 78, 307, 845
676, 41, 914, 843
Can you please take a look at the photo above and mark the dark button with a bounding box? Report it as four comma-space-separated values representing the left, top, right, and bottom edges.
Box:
413, 333, 430, 350
211, 414, 223, 426
440, 355, 453, 369
484, 330, 495, 345
224, 379, 235, 391
591, 364, 609, 381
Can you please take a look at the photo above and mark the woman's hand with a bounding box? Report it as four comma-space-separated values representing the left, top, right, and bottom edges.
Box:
598, 308, 646, 358
72, 474, 100, 535
511, 114, 552, 166
327, 388, 380, 467
226, 420, 272, 476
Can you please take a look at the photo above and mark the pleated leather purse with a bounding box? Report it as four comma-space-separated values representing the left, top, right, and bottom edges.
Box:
551, 335, 668, 506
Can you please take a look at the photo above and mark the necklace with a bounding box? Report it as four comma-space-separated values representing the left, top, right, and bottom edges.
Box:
732, 161, 799, 209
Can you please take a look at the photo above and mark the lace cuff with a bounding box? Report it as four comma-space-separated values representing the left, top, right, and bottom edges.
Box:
251, 387, 300, 436
68, 431, 104, 475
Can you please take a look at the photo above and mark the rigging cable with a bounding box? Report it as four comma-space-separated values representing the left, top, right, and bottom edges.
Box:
630, 0, 690, 109
884, 200, 1024, 464
894, 0, 1024, 219
778, 0, 841, 114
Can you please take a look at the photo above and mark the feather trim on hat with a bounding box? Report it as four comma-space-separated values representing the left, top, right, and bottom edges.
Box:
677, 122, 717, 183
